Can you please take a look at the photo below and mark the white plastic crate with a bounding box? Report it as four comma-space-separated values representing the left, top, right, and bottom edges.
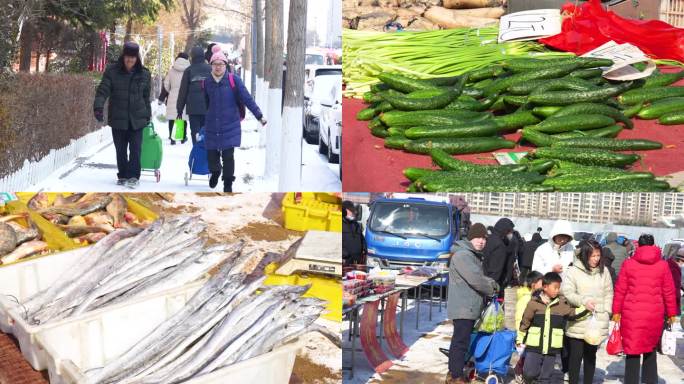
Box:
0, 246, 210, 371
34, 282, 299, 384
661, 0, 684, 27
0, 247, 88, 369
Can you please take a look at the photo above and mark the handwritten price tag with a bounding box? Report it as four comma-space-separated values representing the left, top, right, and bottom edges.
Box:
498, 9, 561, 43
581, 41, 656, 80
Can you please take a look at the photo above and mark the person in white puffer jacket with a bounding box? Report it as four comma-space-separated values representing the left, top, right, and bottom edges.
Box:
532, 220, 574, 275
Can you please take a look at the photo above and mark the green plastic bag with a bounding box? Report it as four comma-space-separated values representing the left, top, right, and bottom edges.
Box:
173, 119, 185, 140
477, 299, 505, 333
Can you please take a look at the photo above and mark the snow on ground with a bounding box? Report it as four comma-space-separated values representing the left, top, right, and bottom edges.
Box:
343, 297, 684, 384
27, 103, 340, 192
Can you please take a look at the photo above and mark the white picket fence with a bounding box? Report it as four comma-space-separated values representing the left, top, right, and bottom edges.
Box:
0, 128, 111, 191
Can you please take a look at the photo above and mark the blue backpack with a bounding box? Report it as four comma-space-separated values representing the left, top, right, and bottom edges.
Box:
469, 330, 516, 376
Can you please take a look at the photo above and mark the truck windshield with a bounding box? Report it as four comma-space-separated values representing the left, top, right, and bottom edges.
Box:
369, 202, 450, 238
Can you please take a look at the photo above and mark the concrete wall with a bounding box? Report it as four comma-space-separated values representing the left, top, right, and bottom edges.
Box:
471, 213, 684, 246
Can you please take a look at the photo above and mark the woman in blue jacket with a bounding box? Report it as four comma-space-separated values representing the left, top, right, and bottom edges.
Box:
204, 45, 266, 192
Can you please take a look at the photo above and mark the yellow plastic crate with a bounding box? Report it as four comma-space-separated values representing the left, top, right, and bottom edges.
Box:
2, 193, 158, 265
281, 193, 341, 232
263, 263, 342, 322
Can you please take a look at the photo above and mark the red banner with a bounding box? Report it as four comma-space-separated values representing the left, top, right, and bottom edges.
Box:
360, 300, 393, 373
383, 292, 409, 358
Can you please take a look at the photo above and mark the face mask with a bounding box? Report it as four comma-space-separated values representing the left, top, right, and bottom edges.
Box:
506, 233, 513, 241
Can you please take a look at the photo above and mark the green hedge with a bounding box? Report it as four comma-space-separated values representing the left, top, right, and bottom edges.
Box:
0, 72, 100, 178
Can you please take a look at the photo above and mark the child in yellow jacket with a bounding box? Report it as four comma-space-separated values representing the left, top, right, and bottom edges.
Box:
514, 271, 543, 382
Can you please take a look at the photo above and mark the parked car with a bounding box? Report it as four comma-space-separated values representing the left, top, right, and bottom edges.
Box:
318, 82, 341, 164
303, 66, 341, 144
663, 239, 684, 260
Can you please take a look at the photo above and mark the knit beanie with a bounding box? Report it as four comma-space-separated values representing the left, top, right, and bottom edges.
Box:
210, 45, 228, 65
122, 42, 140, 57
468, 223, 488, 240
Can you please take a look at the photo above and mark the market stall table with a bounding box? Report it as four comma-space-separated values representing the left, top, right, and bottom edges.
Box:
342, 272, 447, 379
342, 67, 684, 191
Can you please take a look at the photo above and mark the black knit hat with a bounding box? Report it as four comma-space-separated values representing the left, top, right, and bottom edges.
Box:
122, 42, 140, 57
468, 223, 488, 240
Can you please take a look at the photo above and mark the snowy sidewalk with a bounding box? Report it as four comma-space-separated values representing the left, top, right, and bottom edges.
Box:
26, 103, 340, 192
343, 297, 684, 384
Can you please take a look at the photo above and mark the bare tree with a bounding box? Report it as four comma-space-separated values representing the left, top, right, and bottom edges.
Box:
240, 0, 252, 82
19, 21, 35, 72
255, 0, 264, 103
264, 0, 283, 178
180, 0, 204, 53
259, 0, 272, 151
264, 0, 273, 81
279, 0, 306, 190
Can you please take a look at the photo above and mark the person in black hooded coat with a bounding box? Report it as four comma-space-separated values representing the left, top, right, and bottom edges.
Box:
177, 46, 212, 146
482, 218, 515, 291
342, 201, 366, 266
520, 232, 545, 283
93, 42, 151, 188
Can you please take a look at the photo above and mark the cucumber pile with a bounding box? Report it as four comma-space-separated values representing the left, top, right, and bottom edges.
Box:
355, 56, 684, 192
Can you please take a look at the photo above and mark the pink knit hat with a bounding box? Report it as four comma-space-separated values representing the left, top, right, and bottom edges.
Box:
210, 45, 228, 65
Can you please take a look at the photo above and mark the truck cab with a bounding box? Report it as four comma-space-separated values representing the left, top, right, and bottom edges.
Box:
364, 195, 464, 269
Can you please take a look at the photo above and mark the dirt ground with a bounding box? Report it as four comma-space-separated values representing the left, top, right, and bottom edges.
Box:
290, 355, 342, 384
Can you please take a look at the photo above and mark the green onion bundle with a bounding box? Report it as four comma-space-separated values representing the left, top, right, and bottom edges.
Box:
343, 27, 571, 98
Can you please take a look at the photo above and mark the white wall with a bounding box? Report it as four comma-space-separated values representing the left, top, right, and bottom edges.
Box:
471, 213, 684, 246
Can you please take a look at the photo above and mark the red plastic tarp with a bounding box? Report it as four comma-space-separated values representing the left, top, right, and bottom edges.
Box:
540, 0, 684, 62
342, 68, 684, 192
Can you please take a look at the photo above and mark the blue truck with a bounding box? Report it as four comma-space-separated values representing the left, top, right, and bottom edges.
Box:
364, 194, 469, 269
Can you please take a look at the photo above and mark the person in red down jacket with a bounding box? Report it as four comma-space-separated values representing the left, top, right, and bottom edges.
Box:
612, 234, 677, 384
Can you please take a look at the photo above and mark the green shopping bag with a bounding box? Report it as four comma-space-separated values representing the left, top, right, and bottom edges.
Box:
173, 119, 185, 140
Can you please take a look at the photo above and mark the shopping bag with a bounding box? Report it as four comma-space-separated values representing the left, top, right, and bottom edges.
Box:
606, 321, 623, 355
477, 298, 505, 333
173, 119, 185, 140
661, 325, 677, 356
584, 312, 604, 346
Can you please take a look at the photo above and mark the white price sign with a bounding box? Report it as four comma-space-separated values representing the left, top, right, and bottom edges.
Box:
498, 9, 561, 43
582, 41, 656, 80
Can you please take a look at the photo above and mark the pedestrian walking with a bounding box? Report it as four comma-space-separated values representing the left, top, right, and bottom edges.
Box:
532, 220, 574, 275
482, 218, 515, 292
93, 41, 151, 189
342, 201, 366, 266
203, 45, 266, 192
520, 232, 544, 283
163, 52, 190, 145
177, 46, 212, 146
562, 240, 613, 384
514, 271, 543, 383
518, 272, 589, 384
604, 232, 629, 274
446, 223, 499, 384
612, 235, 678, 384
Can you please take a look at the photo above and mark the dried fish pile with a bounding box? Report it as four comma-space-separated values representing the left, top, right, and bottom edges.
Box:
27, 192, 152, 244
80, 229, 340, 383
0, 212, 47, 265
20, 216, 240, 325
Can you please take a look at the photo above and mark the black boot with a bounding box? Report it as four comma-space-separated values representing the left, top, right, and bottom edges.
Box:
209, 171, 221, 189
223, 176, 236, 193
